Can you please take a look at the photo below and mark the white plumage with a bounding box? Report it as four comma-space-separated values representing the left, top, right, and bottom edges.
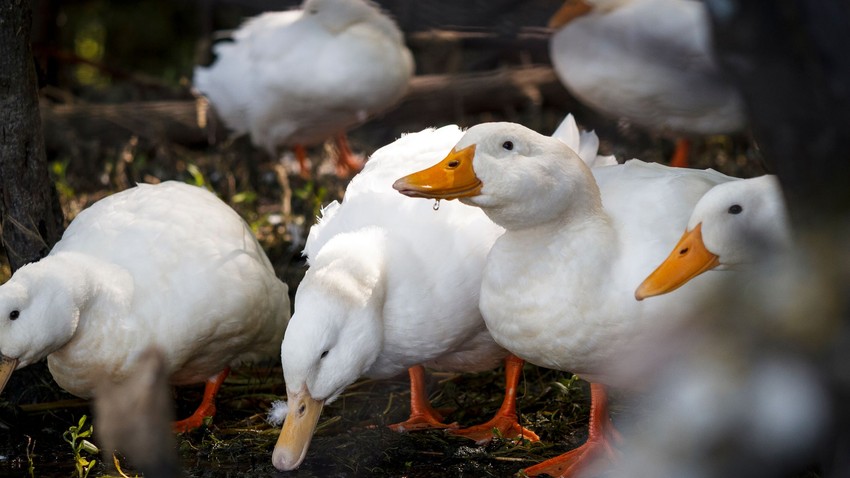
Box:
684, 175, 790, 264
472, 148, 735, 384
549, 0, 745, 137
636, 174, 791, 300
0, 182, 289, 401
272, 116, 612, 471
272, 125, 504, 471
193, 0, 414, 157
394, 122, 747, 476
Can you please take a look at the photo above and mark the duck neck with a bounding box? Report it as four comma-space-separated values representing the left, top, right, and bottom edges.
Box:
507, 177, 611, 238
46, 252, 133, 351
307, 231, 388, 372
9, 253, 95, 365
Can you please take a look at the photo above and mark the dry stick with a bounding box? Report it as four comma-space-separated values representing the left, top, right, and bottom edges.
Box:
19, 398, 90, 412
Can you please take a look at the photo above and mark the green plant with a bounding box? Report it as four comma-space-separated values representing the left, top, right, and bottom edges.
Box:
25, 435, 35, 478
50, 159, 75, 200
231, 190, 258, 205
294, 181, 329, 219
63, 415, 99, 478
185, 163, 208, 188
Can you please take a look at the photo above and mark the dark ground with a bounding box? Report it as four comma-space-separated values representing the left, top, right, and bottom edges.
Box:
0, 356, 597, 477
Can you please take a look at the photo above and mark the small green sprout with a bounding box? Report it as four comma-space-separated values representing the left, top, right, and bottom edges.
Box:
25, 435, 35, 478
63, 415, 99, 478
185, 163, 207, 188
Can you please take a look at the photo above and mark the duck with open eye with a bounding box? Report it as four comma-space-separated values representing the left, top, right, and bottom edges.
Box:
0, 181, 291, 433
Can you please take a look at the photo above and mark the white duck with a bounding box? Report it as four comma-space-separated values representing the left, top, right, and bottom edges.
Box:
394, 122, 739, 477
271, 116, 613, 471
636, 175, 791, 299
193, 0, 414, 176
0, 182, 290, 432
272, 125, 524, 472
548, 0, 745, 167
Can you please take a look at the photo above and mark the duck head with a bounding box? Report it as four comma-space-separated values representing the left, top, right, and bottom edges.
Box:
273, 233, 385, 471
302, 0, 401, 40
0, 258, 84, 394
393, 122, 600, 231
636, 175, 790, 300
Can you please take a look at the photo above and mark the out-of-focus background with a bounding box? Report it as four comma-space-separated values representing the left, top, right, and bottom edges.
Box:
27, 0, 766, 284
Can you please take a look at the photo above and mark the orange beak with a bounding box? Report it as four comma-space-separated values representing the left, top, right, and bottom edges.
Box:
392, 145, 483, 200
635, 223, 720, 300
272, 388, 324, 471
548, 0, 593, 29
0, 355, 18, 395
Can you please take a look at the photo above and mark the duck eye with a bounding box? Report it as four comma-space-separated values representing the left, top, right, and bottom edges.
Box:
728, 204, 743, 215
320, 350, 329, 359
502, 141, 514, 151
447, 159, 460, 168
9, 310, 19, 321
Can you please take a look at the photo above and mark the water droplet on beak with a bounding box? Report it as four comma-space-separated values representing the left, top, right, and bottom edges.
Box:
433, 199, 441, 211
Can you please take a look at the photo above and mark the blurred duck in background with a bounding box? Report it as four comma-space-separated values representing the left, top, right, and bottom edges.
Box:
394, 122, 750, 477
193, 0, 414, 177
548, 0, 746, 167
0, 182, 290, 433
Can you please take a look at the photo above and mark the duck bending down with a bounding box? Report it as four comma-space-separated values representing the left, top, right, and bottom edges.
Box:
548, 0, 745, 167
394, 122, 738, 477
272, 125, 535, 472
0, 182, 290, 432
193, 0, 414, 177
271, 115, 616, 471
636, 175, 791, 299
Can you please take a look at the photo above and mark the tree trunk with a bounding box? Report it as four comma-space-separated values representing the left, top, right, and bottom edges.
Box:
0, 0, 64, 272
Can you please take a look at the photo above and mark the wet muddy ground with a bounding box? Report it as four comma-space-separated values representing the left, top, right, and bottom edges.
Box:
1, 359, 595, 477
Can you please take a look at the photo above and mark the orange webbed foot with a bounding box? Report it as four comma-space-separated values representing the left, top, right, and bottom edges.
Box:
388, 411, 458, 433
450, 413, 539, 444
451, 355, 539, 444
523, 383, 621, 477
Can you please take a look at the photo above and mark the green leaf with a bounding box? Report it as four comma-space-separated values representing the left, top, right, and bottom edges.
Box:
80, 439, 99, 454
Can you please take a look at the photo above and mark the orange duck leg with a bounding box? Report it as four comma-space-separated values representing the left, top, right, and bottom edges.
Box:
333, 134, 365, 177
173, 368, 230, 433
524, 382, 621, 477
450, 355, 540, 444
669, 138, 691, 168
389, 365, 458, 432
294, 144, 311, 180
